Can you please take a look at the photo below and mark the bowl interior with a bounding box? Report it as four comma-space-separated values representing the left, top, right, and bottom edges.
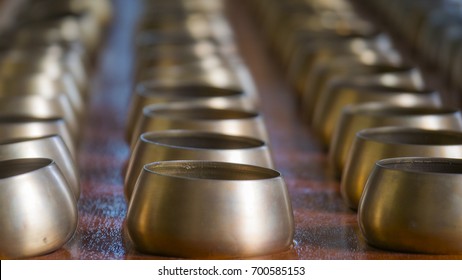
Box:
146, 161, 279, 180
379, 158, 462, 174
143, 132, 264, 149
0, 158, 52, 179
151, 107, 258, 120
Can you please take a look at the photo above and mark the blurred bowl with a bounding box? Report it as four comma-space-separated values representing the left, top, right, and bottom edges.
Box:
0, 95, 79, 140
287, 34, 395, 97
0, 46, 86, 92
125, 83, 256, 140
312, 85, 441, 148
359, 157, 462, 254
136, 58, 238, 87
125, 130, 274, 200
0, 158, 77, 259
301, 59, 410, 123
0, 72, 84, 117
126, 160, 294, 258
130, 102, 269, 147
0, 135, 80, 199
328, 103, 462, 178
342, 127, 462, 209
0, 116, 75, 158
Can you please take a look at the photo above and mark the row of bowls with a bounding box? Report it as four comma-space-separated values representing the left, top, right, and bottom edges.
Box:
123, 0, 295, 259
248, 0, 462, 254
0, 0, 112, 259
357, 0, 462, 96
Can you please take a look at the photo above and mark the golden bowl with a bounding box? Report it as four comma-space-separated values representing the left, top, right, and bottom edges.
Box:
125, 83, 257, 140
130, 102, 269, 147
359, 157, 462, 254
0, 95, 79, 140
0, 73, 84, 118
328, 103, 462, 178
0, 46, 86, 92
135, 39, 221, 62
0, 116, 76, 158
134, 51, 215, 78
0, 135, 80, 199
312, 85, 441, 148
0, 158, 77, 259
12, 12, 102, 52
126, 160, 294, 258
125, 130, 274, 200
136, 59, 238, 87
342, 127, 462, 210
134, 53, 232, 80
287, 34, 394, 97
16, 0, 112, 29
300, 59, 413, 124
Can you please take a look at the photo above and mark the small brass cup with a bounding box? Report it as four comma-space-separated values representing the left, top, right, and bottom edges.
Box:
125, 83, 256, 140
0, 158, 77, 259
125, 130, 274, 200
329, 103, 462, 178
359, 157, 462, 254
0, 135, 80, 199
312, 85, 441, 148
342, 127, 462, 210
130, 102, 269, 147
126, 160, 294, 258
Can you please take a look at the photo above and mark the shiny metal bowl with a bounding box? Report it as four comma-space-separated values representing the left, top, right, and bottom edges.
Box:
125, 84, 256, 140
328, 103, 462, 178
0, 158, 77, 259
130, 102, 269, 147
126, 160, 294, 258
312, 85, 441, 148
0, 135, 80, 199
125, 130, 274, 200
342, 127, 462, 209
359, 157, 462, 254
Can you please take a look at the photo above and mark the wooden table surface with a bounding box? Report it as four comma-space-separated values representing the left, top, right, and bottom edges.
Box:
25, 0, 462, 260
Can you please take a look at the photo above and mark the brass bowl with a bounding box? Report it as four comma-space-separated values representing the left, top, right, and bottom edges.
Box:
342, 127, 462, 210
0, 95, 79, 140
312, 85, 441, 148
0, 73, 84, 118
134, 51, 216, 79
0, 135, 80, 199
137, 59, 239, 87
287, 34, 394, 97
0, 46, 86, 92
15, 0, 112, 29
0, 158, 77, 259
134, 53, 232, 80
136, 39, 221, 61
130, 102, 269, 147
328, 103, 462, 178
11, 12, 101, 53
126, 160, 294, 258
125, 83, 257, 140
125, 130, 274, 200
359, 157, 462, 254
301, 61, 414, 124
0, 117, 75, 158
